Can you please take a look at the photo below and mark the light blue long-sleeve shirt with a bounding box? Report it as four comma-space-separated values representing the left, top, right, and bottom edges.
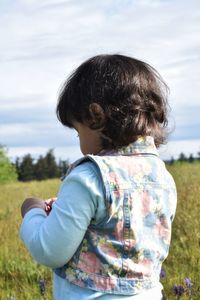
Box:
20, 162, 163, 300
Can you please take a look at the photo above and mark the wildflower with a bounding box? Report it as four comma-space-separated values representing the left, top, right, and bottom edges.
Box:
160, 268, 166, 278
184, 277, 193, 289
39, 278, 46, 296
9, 297, 15, 300
173, 284, 184, 297
184, 277, 193, 299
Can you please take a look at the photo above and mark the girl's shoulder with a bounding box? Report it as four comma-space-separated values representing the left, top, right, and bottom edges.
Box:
60, 157, 107, 223
63, 154, 109, 180
61, 157, 106, 200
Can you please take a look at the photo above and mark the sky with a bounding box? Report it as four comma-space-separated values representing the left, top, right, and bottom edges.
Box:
0, 0, 200, 162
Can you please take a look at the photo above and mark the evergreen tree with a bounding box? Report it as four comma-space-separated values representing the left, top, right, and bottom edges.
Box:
178, 152, 187, 162
44, 149, 59, 178
0, 145, 17, 183
188, 153, 194, 163
34, 155, 48, 180
58, 159, 69, 177
15, 157, 20, 177
169, 156, 175, 165
197, 152, 200, 161
17, 154, 35, 181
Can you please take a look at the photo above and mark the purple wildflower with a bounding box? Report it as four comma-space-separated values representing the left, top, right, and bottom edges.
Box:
173, 284, 184, 296
39, 278, 46, 296
160, 268, 166, 278
9, 297, 15, 300
184, 277, 193, 289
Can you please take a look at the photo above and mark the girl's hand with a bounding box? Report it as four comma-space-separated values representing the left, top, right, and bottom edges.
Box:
44, 197, 57, 215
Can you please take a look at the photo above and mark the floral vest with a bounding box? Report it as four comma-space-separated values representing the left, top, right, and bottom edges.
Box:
54, 136, 177, 295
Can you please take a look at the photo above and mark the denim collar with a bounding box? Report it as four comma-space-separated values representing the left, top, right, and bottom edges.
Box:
63, 136, 159, 181
98, 136, 159, 157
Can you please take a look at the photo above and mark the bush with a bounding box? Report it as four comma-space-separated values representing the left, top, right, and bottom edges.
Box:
0, 146, 17, 183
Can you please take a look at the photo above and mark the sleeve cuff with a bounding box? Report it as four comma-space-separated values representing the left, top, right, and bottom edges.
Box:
20, 208, 47, 242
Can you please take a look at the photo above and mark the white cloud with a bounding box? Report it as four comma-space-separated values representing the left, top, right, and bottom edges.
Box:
0, 121, 78, 147
8, 145, 82, 163
0, 0, 200, 158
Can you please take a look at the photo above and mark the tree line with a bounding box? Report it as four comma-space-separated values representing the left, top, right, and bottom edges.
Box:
0, 146, 69, 183
15, 149, 69, 181
167, 152, 200, 165
0, 145, 200, 183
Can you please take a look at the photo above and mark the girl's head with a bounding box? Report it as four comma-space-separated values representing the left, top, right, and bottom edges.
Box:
56, 54, 169, 153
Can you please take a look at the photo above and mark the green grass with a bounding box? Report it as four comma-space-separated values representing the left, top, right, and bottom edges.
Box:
161, 162, 200, 299
0, 163, 199, 299
0, 180, 59, 299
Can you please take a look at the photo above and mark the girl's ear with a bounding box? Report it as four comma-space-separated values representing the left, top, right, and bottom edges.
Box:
88, 103, 105, 129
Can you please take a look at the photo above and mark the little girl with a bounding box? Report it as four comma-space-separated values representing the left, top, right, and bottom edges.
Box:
20, 54, 177, 300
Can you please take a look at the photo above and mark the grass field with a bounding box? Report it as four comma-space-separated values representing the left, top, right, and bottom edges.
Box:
0, 162, 199, 299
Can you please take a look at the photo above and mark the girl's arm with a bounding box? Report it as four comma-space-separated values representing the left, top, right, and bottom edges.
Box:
19, 162, 104, 269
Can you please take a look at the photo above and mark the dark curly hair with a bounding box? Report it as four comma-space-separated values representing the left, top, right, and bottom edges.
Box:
56, 54, 169, 149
